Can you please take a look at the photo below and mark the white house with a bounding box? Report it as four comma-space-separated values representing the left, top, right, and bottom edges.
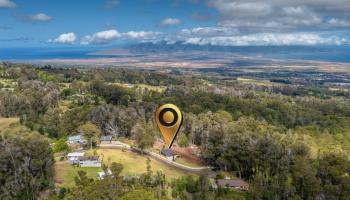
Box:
78, 156, 102, 167
67, 152, 85, 164
97, 169, 112, 180
68, 135, 87, 144
217, 179, 249, 191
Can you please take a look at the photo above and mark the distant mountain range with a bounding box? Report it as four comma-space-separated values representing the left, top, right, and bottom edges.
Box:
1, 42, 350, 63
119, 42, 350, 63
124, 41, 330, 53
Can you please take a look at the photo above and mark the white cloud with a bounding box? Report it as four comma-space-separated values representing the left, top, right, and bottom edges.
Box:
0, 0, 16, 8
327, 18, 350, 27
183, 33, 347, 46
81, 29, 162, 44
210, 0, 272, 17
160, 18, 182, 27
81, 29, 122, 44
123, 31, 162, 40
283, 6, 307, 16
282, 6, 321, 26
29, 13, 52, 22
180, 27, 239, 37
208, 0, 350, 33
50, 32, 77, 44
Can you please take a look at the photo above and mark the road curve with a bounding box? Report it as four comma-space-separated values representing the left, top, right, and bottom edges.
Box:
98, 141, 211, 174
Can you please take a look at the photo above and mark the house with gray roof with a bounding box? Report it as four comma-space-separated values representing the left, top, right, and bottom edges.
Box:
68, 135, 87, 145
78, 156, 102, 167
217, 178, 249, 191
160, 148, 175, 161
67, 152, 85, 164
100, 135, 113, 143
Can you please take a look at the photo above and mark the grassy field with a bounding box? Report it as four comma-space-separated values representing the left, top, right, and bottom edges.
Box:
110, 82, 166, 92
54, 148, 191, 188
53, 156, 101, 188
0, 117, 19, 130
97, 148, 190, 179
134, 84, 166, 93
237, 77, 274, 86
0, 78, 17, 87
0, 117, 21, 134
58, 100, 72, 112
175, 157, 203, 168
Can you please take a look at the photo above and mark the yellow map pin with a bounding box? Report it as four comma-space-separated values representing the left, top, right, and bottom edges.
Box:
155, 104, 183, 148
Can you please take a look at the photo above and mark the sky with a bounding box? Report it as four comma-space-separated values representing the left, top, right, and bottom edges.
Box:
0, 0, 350, 48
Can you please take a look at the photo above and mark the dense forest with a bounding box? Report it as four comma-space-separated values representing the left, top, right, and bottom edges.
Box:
0, 62, 349, 200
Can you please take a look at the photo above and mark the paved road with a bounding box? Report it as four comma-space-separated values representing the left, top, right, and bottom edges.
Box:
99, 141, 211, 174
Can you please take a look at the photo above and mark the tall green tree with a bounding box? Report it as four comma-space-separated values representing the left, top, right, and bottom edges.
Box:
78, 122, 101, 148
0, 130, 53, 199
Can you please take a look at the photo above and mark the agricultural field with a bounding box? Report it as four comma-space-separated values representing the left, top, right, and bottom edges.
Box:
237, 77, 274, 86
109, 82, 166, 92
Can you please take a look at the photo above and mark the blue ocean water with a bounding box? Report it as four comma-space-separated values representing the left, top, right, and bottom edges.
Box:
0, 47, 101, 60
0, 45, 350, 63
256, 46, 350, 63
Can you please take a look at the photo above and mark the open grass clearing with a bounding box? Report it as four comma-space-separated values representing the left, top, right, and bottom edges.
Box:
97, 148, 190, 179
53, 156, 101, 188
237, 77, 274, 86
54, 148, 192, 188
0, 117, 19, 130
174, 157, 203, 168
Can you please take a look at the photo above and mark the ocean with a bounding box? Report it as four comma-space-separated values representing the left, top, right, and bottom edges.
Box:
0, 45, 350, 63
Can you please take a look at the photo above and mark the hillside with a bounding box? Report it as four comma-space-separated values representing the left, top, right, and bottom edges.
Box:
0, 63, 349, 199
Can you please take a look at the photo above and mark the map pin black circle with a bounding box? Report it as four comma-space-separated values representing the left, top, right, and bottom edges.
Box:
159, 108, 178, 127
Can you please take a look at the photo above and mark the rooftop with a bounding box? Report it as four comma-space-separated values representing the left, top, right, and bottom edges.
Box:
161, 148, 174, 157
217, 179, 249, 188
67, 152, 85, 157
78, 156, 100, 161
68, 135, 83, 141
100, 135, 113, 141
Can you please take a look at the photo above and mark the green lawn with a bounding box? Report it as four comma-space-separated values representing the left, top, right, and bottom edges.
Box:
97, 148, 190, 179
54, 148, 191, 188
175, 157, 203, 168
53, 156, 101, 188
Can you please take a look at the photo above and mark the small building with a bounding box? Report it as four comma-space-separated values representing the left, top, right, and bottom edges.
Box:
67, 152, 85, 164
217, 178, 249, 191
207, 171, 217, 179
97, 169, 112, 180
78, 156, 102, 167
160, 148, 174, 161
68, 135, 87, 145
100, 135, 113, 143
